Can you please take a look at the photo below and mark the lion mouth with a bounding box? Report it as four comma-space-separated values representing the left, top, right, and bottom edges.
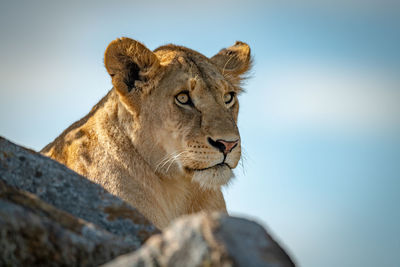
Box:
187, 163, 230, 172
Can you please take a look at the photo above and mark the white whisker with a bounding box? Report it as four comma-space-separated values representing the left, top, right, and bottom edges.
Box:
239, 146, 248, 176
165, 151, 188, 173
155, 150, 190, 173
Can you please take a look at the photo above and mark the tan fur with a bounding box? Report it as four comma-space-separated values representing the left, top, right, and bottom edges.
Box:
41, 38, 252, 229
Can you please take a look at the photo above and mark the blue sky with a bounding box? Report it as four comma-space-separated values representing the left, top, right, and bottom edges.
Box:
1, 1, 399, 266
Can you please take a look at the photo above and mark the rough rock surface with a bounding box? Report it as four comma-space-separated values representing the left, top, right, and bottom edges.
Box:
0, 136, 158, 246
103, 213, 295, 267
0, 180, 134, 266
0, 136, 295, 266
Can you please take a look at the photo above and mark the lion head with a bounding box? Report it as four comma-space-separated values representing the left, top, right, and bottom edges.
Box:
104, 38, 252, 189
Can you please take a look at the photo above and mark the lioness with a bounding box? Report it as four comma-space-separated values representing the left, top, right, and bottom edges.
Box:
41, 38, 252, 229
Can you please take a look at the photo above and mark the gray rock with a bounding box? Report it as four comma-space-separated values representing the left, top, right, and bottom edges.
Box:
0, 136, 295, 266
102, 213, 296, 267
0, 136, 158, 247
0, 180, 135, 266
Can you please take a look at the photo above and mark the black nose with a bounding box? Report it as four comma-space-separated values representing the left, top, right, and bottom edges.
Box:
207, 137, 239, 155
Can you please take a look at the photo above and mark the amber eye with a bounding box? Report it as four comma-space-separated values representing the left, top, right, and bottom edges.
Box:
175, 92, 191, 105
224, 92, 235, 105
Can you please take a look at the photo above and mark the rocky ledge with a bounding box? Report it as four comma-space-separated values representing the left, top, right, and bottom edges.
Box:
0, 137, 295, 266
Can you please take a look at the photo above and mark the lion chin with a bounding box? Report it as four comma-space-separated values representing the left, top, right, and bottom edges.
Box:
191, 164, 234, 190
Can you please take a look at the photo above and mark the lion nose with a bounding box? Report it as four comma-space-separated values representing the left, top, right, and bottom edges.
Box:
207, 137, 239, 155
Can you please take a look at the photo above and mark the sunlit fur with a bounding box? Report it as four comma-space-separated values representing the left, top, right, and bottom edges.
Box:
41, 37, 252, 229
192, 165, 234, 189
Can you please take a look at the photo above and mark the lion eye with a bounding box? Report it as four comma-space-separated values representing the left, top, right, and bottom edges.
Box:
224, 92, 235, 105
175, 92, 191, 105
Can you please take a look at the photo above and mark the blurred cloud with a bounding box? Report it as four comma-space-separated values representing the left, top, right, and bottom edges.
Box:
257, 64, 400, 132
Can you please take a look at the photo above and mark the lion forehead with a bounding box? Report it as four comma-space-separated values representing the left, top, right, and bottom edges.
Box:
155, 46, 226, 82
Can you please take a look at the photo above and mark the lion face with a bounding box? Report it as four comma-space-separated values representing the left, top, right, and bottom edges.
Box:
141, 57, 242, 189
104, 38, 251, 189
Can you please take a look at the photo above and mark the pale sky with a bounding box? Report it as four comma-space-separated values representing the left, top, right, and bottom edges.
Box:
1, 1, 399, 266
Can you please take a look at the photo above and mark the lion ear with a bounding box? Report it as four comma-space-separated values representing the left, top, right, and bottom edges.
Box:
104, 37, 160, 95
210, 41, 252, 77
